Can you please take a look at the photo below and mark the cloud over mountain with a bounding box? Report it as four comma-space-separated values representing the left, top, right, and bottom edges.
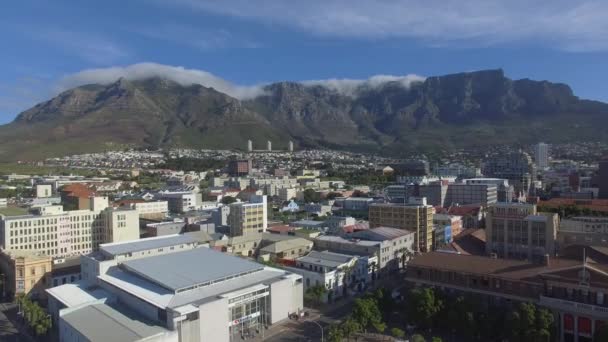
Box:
55, 63, 424, 99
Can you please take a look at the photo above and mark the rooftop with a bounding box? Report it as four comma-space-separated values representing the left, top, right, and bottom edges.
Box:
259, 238, 312, 254
46, 281, 110, 308
61, 302, 170, 342
121, 247, 264, 292
315, 235, 380, 247
100, 234, 198, 257
0, 249, 51, 261
350, 226, 414, 241
297, 250, 355, 269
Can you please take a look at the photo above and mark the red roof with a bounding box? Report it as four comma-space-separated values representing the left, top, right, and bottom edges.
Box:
60, 184, 96, 198
539, 198, 608, 213
268, 225, 294, 233
446, 205, 482, 216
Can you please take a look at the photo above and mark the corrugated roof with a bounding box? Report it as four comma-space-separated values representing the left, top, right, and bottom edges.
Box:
297, 250, 355, 268
62, 302, 169, 342
121, 247, 264, 291
351, 227, 413, 241
100, 234, 198, 256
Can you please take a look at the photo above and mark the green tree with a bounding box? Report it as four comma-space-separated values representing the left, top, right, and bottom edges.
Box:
221, 196, 237, 205
411, 334, 426, 342
390, 327, 405, 339
407, 288, 443, 328
303, 189, 320, 203
351, 297, 384, 333
341, 317, 362, 340
431, 337, 443, 342
328, 325, 344, 342
304, 285, 327, 306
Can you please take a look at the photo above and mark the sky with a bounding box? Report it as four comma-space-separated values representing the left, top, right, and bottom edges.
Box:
1, 0, 607, 123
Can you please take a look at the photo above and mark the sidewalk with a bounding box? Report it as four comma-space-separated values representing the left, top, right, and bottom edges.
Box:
0, 302, 37, 342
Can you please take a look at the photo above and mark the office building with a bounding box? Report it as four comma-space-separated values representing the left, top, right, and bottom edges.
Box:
445, 183, 497, 206
227, 195, 267, 236
267, 140, 272, 152
247, 140, 252, 152
48, 239, 303, 342
534, 142, 549, 169
119, 200, 169, 220
0, 198, 139, 259
433, 213, 463, 237
36, 184, 53, 198
228, 159, 252, 177
0, 249, 51, 298
288, 141, 294, 152
483, 151, 536, 197
485, 203, 558, 261
368, 198, 434, 252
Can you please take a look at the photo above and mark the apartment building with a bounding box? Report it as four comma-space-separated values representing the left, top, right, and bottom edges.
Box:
445, 183, 497, 206
0, 249, 51, 298
0, 198, 139, 259
227, 195, 268, 236
119, 200, 169, 220
485, 203, 558, 261
368, 198, 435, 252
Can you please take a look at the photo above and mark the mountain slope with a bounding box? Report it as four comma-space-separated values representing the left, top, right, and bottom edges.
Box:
1, 69, 607, 160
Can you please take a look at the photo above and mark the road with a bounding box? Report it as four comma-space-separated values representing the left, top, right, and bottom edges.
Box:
0, 303, 24, 342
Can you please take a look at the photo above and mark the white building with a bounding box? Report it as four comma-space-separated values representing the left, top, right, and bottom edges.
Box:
227, 195, 268, 236
123, 201, 169, 219
48, 237, 303, 342
36, 184, 53, 198
278, 188, 297, 202
535, 142, 549, 169
0, 198, 139, 259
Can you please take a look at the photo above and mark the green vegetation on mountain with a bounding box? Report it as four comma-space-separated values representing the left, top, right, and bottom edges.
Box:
1, 69, 607, 161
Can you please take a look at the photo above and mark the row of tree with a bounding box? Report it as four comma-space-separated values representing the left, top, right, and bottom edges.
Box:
405, 288, 555, 342
16, 295, 52, 336
327, 290, 387, 341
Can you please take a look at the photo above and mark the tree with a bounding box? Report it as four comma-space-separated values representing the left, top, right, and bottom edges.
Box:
328, 325, 344, 342
341, 317, 362, 340
406, 288, 443, 328
411, 334, 426, 342
351, 297, 384, 333
221, 196, 237, 205
390, 327, 405, 339
431, 338, 443, 342
16, 295, 52, 336
303, 189, 320, 203
304, 285, 327, 306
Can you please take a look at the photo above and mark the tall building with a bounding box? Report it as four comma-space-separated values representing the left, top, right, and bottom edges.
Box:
485, 203, 558, 261
247, 139, 252, 152
267, 140, 272, 151
288, 140, 294, 152
48, 239, 303, 342
534, 142, 549, 169
228, 195, 268, 236
368, 198, 435, 252
228, 159, 252, 177
483, 151, 536, 198
0, 198, 139, 259
599, 158, 608, 199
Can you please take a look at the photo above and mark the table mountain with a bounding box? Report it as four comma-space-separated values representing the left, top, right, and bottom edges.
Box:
1, 69, 607, 160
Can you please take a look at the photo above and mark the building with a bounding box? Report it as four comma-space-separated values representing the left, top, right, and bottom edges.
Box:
49, 241, 303, 342
341, 197, 374, 212
0, 249, 51, 298
228, 159, 252, 177
558, 217, 608, 248
325, 216, 356, 234
258, 237, 313, 261
483, 151, 536, 197
36, 184, 53, 198
599, 158, 608, 199
314, 227, 415, 274
303, 203, 332, 216
118, 200, 169, 220
227, 195, 267, 236
288, 141, 294, 152
156, 192, 200, 213
267, 140, 272, 151
485, 203, 559, 261
49, 257, 81, 288
59, 184, 97, 210
405, 251, 608, 342
0, 199, 139, 259
368, 198, 434, 252
278, 188, 297, 202
284, 250, 371, 302
464, 178, 514, 202
433, 213, 463, 237
247, 139, 252, 152
535, 142, 549, 169
445, 183, 497, 206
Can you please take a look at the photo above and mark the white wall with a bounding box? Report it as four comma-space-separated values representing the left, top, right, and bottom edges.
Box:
269, 275, 303, 324
199, 297, 230, 342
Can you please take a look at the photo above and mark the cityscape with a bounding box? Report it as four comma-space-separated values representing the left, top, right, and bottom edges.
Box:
2, 1, 608, 342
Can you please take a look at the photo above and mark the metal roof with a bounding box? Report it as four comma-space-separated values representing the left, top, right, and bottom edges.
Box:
100, 234, 198, 256
61, 302, 169, 342
297, 250, 355, 269
121, 247, 264, 292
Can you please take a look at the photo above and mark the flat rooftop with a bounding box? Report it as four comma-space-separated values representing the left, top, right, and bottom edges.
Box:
121, 247, 264, 292
100, 234, 198, 257
62, 302, 170, 342
46, 281, 110, 308
298, 251, 354, 268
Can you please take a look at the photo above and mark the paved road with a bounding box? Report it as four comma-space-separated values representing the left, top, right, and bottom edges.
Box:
0, 303, 23, 342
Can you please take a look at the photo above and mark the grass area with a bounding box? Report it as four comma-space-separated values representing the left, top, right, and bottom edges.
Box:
0, 206, 29, 216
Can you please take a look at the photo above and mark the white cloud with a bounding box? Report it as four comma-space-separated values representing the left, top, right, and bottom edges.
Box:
303, 74, 425, 97
32, 29, 129, 64
55, 62, 424, 99
56, 63, 267, 99
164, 0, 608, 51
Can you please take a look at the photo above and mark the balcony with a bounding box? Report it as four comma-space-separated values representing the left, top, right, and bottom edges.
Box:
540, 296, 608, 319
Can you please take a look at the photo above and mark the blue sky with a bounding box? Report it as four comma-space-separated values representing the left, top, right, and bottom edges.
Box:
1, 0, 607, 123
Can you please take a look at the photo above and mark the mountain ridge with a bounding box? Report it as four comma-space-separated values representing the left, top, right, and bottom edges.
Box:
2, 69, 608, 161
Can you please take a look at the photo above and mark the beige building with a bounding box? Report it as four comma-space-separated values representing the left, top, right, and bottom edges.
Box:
368, 198, 435, 252
485, 202, 558, 261
227, 195, 267, 236
0, 198, 139, 259
0, 249, 51, 298
558, 216, 608, 248
36, 184, 53, 198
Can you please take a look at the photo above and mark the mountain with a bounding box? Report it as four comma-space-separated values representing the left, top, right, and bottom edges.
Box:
2, 69, 608, 161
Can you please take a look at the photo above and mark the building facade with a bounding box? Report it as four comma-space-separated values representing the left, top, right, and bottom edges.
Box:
368, 198, 434, 252
227, 195, 268, 236
0, 249, 51, 298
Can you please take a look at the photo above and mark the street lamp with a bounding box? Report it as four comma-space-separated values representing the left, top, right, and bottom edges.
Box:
306, 320, 324, 342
